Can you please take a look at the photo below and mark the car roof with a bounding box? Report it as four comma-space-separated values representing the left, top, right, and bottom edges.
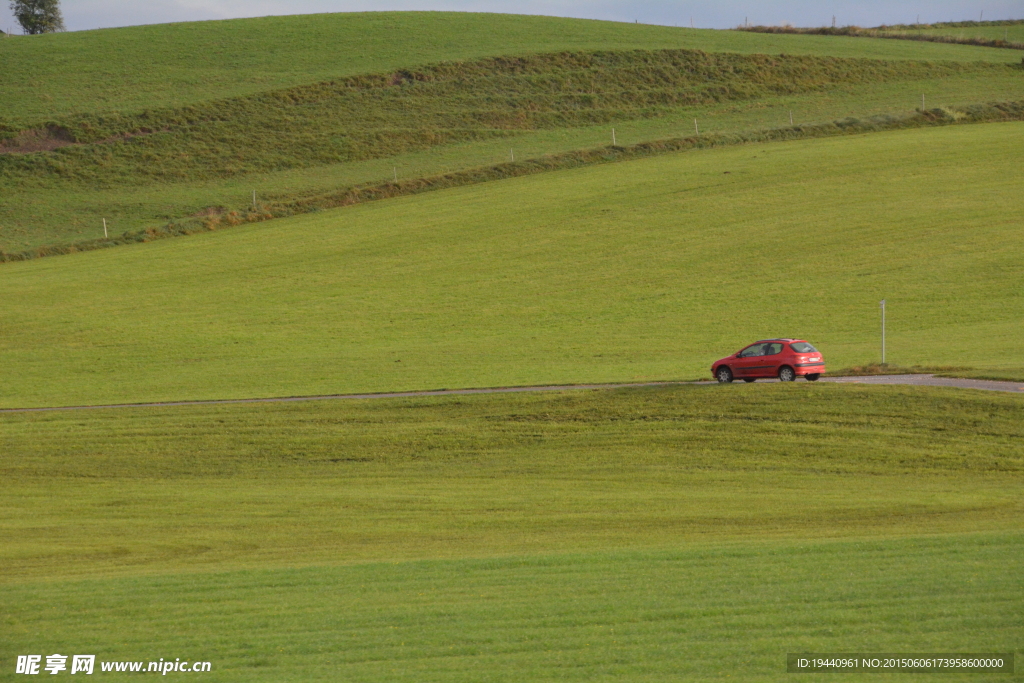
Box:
753, 338, 801, 343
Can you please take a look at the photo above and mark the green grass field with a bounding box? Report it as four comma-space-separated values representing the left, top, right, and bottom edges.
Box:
2, 537, 1019, 682
3, 13, 1022, 681
3, 53, 1022, 251
2, 385, 1022, 681
2, 12, 1021, 124
2, 123, 1022, 408
896, 23, 1024, 43
2, 12, 1023, 252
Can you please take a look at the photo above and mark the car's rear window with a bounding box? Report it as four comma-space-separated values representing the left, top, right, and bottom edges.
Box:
790, 342, 818, 353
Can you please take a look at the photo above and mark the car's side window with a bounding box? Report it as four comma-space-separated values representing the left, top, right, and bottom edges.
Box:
765, 343, 783, 355
739, 344, 763, 358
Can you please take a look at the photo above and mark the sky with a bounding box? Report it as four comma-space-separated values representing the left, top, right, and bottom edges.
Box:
1, 0, 1020, 34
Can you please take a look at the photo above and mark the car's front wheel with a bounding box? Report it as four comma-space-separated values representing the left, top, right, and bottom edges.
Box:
716, 366, 734, 383
778, 366, 796, 382
805, 373, 821, 382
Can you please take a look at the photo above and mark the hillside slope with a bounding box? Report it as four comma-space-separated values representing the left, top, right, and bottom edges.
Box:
3, 46, 1022, 251
2, 11, 1022, 124
1, 123, 1021, 407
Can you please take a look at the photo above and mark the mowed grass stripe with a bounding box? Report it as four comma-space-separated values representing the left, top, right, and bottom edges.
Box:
1, 123, 1022, 407
2, 384, 1022, 580
2, 534, 1020, 682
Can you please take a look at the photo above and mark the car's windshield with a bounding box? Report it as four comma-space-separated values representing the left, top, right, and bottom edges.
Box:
790, 342, 818, 353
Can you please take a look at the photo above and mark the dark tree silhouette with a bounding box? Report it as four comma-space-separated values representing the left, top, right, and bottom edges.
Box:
10, 0, 65, 34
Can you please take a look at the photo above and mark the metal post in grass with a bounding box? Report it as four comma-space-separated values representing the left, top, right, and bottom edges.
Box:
789, 111, 794, 125
510, 149, 515, 162
921, 94, 925, 110
393, 166, 398, 183
252, 190, 257, 210
612, 128, 617, 146
694, 119, 699, 135
880, 299, 887, 366
103, 218, 107, 239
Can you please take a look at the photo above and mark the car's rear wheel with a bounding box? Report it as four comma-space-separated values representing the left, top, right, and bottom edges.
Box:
716, 366, 734, 383
805, 373, 821, 382
778, 366, 796, 382
743, 378, 756, 383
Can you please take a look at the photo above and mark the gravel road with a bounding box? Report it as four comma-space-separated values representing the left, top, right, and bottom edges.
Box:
1, 375, 1021, 414
820, 374, 1024, 392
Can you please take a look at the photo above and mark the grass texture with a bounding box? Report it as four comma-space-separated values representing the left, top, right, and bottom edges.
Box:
2, 384, 1022, 680
6, 51, 996, 176
895, 22, 1024, 44
4, 50, 1022, 251
738, 21, 1024, 51
5, 100, 1022, 260
2, 12, 1023, 252
1, 123, 1022, 408
2, 12, 1021, 124
1, 536, 1019, 682
2, 536, 1015, 679
3, 383, 1022, 579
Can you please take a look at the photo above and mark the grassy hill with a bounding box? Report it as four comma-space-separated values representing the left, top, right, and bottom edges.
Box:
3, 384, 1022, 680
2, 12, 1023, 253
2, 52, 1022, 252
2, 122, 1022, 408
2, 12, 1021, 124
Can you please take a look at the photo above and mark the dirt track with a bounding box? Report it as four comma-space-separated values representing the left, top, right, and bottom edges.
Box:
1, 374, 1021, 414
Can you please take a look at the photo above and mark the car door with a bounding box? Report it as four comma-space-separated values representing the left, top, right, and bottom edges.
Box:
758, 342, 785, 377
733, 343, 765, 377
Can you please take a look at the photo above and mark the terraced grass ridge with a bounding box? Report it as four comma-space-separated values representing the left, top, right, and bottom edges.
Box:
3, 12, 1022, 123
3, 384, 1022, 680
2, 13, 1024, 252
741, 18, 1024, 50
1, 122, 1022, 408
739, 19, 1024, 51
4, 100, 1023, 262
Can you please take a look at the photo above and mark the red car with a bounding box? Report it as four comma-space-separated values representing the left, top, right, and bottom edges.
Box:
711, 339, 825, 383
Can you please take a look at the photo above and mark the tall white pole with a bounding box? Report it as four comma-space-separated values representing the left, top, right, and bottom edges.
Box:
612, 128, 616, 146
103, 218, 108, 238
880, 299, 887, 365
